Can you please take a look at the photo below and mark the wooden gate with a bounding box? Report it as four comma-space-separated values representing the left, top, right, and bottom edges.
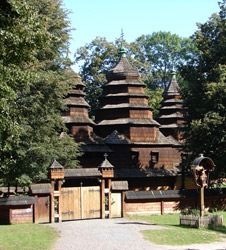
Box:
111, 193, 121, 218
34, 196, 50, 223
60, 186, 100, 221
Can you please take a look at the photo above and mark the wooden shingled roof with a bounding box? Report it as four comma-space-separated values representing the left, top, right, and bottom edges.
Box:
30, 183, 52, 194
112, 181, 129, 190
104, 130, 131, 144
126, 188, 226, 200
99, 103, 152, 110
64, 97, 90, 107
64, 168, 102, 178
62, 115, 95, 125
162, 70, 180, 97
97, 118, 160, 126
98, 154, 114, 169
106, 57, 140, 80
49, 160, 64, 169
114, 166, 180, 178
0, 196, 35, 206
104, 79, 145, 87
157, 70, 185, 141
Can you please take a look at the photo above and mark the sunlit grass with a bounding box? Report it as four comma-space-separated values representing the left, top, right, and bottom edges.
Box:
129, 212, 226, 245
0, 223, 58, 250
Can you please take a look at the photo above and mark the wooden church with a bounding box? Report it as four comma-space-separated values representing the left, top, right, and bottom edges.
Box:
62, 47, 187, 191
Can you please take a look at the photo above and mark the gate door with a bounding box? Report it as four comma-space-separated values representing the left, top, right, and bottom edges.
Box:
111, 193, 122, 218
34, 196, 50, 223
82, 186, 100, 219
61, 187, 80, 221
60, 186, 100, 220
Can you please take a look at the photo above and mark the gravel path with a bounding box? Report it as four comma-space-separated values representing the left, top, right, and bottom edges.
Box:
49, 218, 226, 250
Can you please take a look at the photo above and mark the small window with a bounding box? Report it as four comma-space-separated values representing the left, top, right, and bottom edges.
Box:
151, 151, 159, 163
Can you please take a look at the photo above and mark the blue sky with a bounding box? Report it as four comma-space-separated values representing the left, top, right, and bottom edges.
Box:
62, 0, 220, 69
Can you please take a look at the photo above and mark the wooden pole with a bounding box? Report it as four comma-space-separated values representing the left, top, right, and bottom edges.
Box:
121, 192, 125, 218
58, 181, 62, 222
50, 180, 55, 223
101, 179, 105, 219
108, 179, 112, 218
80, 181, 83, 219
161, 200, 164, 215
200, 186, 205, 217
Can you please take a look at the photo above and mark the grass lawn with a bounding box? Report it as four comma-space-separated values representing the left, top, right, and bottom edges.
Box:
0, 223, 58, 250
129, 212, 226, 246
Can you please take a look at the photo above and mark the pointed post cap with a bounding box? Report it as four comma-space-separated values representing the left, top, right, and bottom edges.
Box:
49, 159, 64, 169
171, 66, 176, 79
99, 153, 114, 178
119, 46, 127, 58
49, 159, 64, 180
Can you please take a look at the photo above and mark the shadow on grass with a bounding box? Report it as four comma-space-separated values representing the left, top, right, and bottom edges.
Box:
116, 222, 157, 226
170, 224, 226, 235
207, 225, 226, 235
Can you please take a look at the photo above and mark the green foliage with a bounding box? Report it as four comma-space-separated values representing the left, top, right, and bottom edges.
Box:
135, 31, 198, 88
146, 88, 164, 118
181, 1, 226, 177
75, 37, 119, 116
181, 209, 200, 216
0, 0, 81, 187
0, 224, 58, 250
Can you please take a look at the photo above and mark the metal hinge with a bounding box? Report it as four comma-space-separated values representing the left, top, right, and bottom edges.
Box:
61, 190, 73, 194
89, 209, 101, 213
89, 189, 100, 193
62, 211, 74, 215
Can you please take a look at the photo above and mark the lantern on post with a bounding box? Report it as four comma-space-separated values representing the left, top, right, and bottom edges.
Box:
99, 153, 114, 219
99, 153, 114, 178
191, 154, 215, 217
49, 159, 64, 180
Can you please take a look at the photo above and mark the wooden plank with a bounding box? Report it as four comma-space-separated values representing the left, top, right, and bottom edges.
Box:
34, 196, 50, 223
101, 180, 105, 219
82, 186, 101, 219
111, 193, 121, 218
108, 180, 112, 218
60, 187, 80, 221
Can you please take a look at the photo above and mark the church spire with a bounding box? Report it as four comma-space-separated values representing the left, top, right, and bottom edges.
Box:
119, 29, 126, 58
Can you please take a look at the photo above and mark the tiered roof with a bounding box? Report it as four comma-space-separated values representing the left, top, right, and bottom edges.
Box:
62, 69, 95, 140
95, 48, 161, 143
156, 68, 184, 140
62, 68, 112, 157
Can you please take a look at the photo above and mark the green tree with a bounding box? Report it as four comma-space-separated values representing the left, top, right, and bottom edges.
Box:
75, 37, 119, 117
0, 0, 81, 188
135, 31, 197, 89
181, 0, 226, 177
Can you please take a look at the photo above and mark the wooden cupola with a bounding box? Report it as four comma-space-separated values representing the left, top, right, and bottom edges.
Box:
156, 67, 185, 141
49, 159, 64, 180
99, 153, 114, 178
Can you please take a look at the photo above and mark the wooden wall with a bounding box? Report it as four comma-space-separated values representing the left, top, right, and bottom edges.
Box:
125, 196, 226, 216
129, 127, 157, 142
0, 205, 33, 224
130, 146, 181, 169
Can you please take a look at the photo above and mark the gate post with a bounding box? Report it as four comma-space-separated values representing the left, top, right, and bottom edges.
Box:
101, 179, 105, 219
49, 159, 64, 223
108, 179, 112, 218
99, 153, 114, 219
